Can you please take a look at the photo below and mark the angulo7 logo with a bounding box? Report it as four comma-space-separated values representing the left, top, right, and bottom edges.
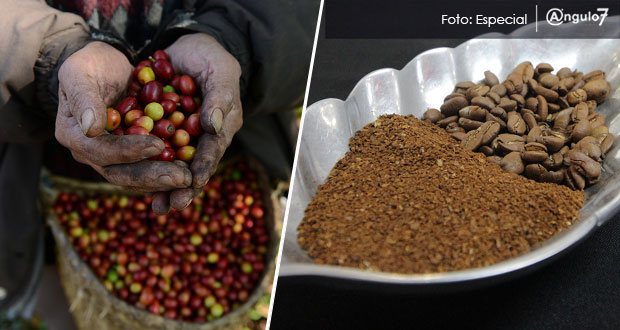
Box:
546, 8, 609, 26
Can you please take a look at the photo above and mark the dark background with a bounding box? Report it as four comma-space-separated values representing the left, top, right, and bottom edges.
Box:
324, 0, 620, 38
270, 16, 620, 330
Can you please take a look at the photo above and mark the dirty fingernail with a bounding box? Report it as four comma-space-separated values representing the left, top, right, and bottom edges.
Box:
81, 108, 95, 135
210, 108, 223, 134
158, 175, 175, 186
142, 146, 162, 158
183, 168, 192, 186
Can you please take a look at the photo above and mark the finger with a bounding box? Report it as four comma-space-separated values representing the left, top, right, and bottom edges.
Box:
56, 115, 164, 166
103, 161, 192, 191
152, 192, 171, 215
198, 56, 241, 135
191, 107, 243, 188
170, 188, 201, 210
59, 78, 109, 138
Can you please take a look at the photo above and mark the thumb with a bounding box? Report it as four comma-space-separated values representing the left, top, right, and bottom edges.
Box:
64, 84, 108, 138
200, 78, 240, 135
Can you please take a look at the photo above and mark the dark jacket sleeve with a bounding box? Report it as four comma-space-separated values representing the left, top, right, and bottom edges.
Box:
161, 0, 320, 117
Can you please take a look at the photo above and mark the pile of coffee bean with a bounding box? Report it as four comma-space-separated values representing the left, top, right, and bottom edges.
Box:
423, 62, 614, 190
298, 115, 583, 273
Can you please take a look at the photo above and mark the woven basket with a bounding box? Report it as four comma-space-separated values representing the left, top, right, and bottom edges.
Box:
40, 158, 281, 330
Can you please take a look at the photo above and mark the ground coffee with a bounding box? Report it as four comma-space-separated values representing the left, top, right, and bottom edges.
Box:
298, 114, 584, 273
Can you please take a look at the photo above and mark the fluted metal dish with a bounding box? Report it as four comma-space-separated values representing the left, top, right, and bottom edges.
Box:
279, 32, 620, 287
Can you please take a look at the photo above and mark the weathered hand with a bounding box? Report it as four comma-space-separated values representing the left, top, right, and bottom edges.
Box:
55, 42, 192, 193
151, 33, 243, 213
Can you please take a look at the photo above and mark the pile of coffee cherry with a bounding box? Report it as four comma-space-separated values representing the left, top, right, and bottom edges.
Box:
53, 161, 269, 322
105, 50, 203, 163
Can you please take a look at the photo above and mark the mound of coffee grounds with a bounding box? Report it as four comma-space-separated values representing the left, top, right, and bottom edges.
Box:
298, 114, 584, 273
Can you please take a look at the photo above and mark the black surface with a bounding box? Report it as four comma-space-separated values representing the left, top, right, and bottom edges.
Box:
324, 0, 620, 39
271, 20, 620, 330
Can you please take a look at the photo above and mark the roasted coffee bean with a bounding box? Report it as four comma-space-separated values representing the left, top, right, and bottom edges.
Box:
486, 112, 507, 129
486, 92, 501, 104
548, 102, 561, 113
557, 83, 569, 97
569, 151, 601, 184
584, 70, 605, 82
510, 94, 525, 107
557, 97, 570, 109
539, 74, 559, 88
479, 145, 494, 156
570, 120, 591, 142
436, 115, 458, 128
535, 63, 554, 75
461, 127, 484, 151
542, 152, 563, 170
507, 73, 524, 93
560, 76, 576, 90
525, 163, 547, 181
484, 71, 500, 86
445, 122, 465, 133
522, 142, 548, 163
498, 98, 518, 112
455, 81, 476, 90
535, 95, 548, 121
490, 107, 508, 120
444, 92, 465, 101
471, 97, 495, 110
522, 111, 537, 131
534, 84, 559, 102
591, 125, 609, 137
553, 108, 573, 130
527, 78, 538, 92
571, 103, 589, 122
588, 115, 605, 130
575, 137, 603, 161
423, 108, 443, 123
525, 97, 538, 111
466, 84, 490, 100
512, 62, 532, 81
440, 96, 468, 116
500, 152, 524, 174
600, 134, 614, 155
479, 121, 501, 145
507, 112, 526, 135
487, 155, 503, 165
567, 89, 587, 105
459, 106, 487, 121
494, 134, 525, 154
557, 67, 572, 79
458, 117, 484, 131
450, 131, 467, 141
537, 135, 565, 153
583, 79, 610, 103
490, 84, 507, 96
565, 166, 586, 190
527, 126, 542, 143
540, 170, 564, 184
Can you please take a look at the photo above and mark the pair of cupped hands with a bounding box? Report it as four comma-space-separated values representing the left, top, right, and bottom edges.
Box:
55, 34, 243, 214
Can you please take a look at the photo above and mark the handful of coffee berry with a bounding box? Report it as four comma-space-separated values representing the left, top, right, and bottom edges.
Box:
105, 50, 203, 163
424, 62, 614, 190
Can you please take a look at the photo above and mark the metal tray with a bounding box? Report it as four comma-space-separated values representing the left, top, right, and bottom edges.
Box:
279, 37, 620, 287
